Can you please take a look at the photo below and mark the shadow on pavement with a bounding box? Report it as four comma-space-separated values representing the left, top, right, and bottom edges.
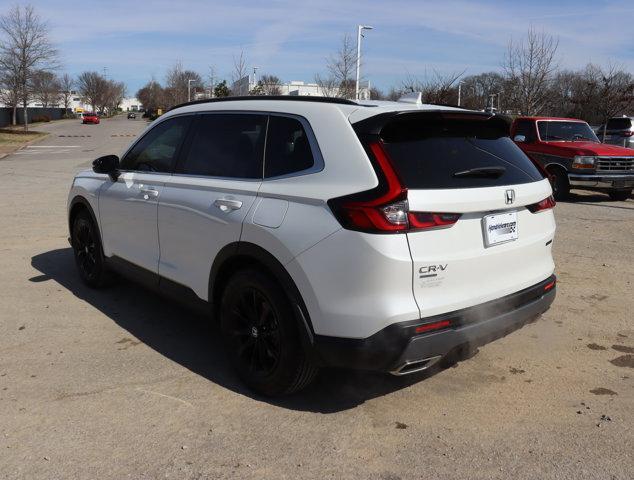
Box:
560, 192, 634, 210
31, 248, 445, 413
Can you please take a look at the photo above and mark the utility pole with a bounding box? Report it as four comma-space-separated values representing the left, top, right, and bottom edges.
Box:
252, 66, 259, 93
458, 81, 462, 107
187, 79, 195, 102
209, 66, 216, 98
355, 25, 373, 100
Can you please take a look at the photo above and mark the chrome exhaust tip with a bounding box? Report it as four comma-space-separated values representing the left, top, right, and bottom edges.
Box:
390, 355, 443, 376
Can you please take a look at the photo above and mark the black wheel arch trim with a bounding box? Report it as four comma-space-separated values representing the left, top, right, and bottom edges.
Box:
209, 242, 316, 349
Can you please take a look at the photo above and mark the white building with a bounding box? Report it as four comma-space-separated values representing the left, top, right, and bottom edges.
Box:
119, 97, 142, 111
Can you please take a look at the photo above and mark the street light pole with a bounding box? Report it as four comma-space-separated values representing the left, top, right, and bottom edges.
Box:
458, 81, 462, 107
355, 25, 373, 100
187, 79, 195, 102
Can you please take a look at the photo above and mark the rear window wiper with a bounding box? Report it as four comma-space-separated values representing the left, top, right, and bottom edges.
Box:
453, 166, 506, 178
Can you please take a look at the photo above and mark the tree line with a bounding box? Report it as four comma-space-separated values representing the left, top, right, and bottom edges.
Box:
0, 5, 125, 130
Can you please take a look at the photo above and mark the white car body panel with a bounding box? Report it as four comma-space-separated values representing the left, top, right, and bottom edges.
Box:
157, 175, 261, 299
288, 229, 420, 338
99, 171, 171, 273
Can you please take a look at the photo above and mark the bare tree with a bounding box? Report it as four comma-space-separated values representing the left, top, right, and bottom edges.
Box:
314, 74, 339, 97
258, 74, 282, 95
503, 28, 558, 115
459, 72, 505, 110
136, 79, 165, 113
165, 62, 203, 106
401, 69, 464, 104
59, 73, 74, 113
0, 5, 58, 130
231, 50, 249, 95
98, 80, 125, 114
0, 58, 21, 124
327, 34, 357, 99
76, 71, 106, 113
30, 70, 60, 107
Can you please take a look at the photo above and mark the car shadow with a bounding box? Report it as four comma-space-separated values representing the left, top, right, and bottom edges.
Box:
562, 192, 634, 211
31, 248, 450, 413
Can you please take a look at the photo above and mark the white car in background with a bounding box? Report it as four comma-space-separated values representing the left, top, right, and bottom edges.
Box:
67, 95, 557, 395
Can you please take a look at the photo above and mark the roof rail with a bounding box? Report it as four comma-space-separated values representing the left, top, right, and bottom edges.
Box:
168, 95, 359, 112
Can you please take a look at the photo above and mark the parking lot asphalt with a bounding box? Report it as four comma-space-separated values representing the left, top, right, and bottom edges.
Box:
0, 115, 632, 479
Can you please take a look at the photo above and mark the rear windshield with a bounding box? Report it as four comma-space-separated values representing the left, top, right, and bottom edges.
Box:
537, 121, 598, 142
378, 114, 543, 189
607, 118, 632, 130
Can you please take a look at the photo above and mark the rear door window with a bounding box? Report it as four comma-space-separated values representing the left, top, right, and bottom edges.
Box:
378, 114, 542, 189
264, 115, 316, 178
179, 113, 267, 179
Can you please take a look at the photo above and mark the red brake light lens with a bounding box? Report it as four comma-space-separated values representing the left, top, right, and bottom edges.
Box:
622, 131, 633, 137
328, 141, 461, 233
527, 195, 556, 213
414, 319, 452, 334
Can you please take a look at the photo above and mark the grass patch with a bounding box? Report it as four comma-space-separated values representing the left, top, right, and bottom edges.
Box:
0, 130, 47, 146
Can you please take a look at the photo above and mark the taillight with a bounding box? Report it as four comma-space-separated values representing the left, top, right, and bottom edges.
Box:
526, 195, 556, 213
622, 131, 633, 137
414, 319, 451, 334
328, 141, 461, 233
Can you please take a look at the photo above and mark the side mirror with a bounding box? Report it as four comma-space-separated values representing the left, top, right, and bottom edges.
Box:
513, 134, 526, 143
92, 155, 120, 180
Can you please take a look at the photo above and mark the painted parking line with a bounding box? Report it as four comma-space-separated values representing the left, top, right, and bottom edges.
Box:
14, 145, 83, 155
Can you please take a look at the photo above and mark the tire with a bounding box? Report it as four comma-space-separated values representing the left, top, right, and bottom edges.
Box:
220, 269, 318, 396
548, 167, 570, 200
608, 189, 632, 201
71, 209, 114, 288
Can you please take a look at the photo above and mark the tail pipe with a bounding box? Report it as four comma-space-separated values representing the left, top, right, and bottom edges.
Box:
390, 355, 443, 376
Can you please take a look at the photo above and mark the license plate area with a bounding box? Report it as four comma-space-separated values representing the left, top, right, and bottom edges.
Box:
482, 211, 518, 247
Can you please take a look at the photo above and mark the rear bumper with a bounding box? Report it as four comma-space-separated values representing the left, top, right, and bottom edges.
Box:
569, 174, 634, 189
312, 275, 556, 373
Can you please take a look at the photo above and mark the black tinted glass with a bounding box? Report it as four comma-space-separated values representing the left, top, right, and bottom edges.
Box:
182, 114, 266, 178
606, 118, 632, 130
514, 120, 536, 142
121, 116, 190, 172
380, 115, 542, 189
265, 116, 315, 178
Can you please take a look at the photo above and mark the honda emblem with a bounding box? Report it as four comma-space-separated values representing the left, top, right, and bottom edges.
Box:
505, 189, 515, 205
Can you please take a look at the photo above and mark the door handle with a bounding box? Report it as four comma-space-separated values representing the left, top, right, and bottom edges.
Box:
139, 185, 159, 199
214, 198, 243, 212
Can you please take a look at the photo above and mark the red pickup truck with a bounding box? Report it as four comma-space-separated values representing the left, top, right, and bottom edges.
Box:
511, 117, 634, 201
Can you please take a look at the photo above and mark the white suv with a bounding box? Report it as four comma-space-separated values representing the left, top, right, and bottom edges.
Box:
67, 96, 557, 395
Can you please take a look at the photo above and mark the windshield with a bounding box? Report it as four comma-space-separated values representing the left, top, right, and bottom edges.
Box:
537, 121, 599, 142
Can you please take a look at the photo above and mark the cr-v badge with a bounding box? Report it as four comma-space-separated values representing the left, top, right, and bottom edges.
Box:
505, 189, 515, 205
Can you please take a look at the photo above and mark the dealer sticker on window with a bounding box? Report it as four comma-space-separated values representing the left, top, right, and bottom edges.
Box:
483, 211, 518, 247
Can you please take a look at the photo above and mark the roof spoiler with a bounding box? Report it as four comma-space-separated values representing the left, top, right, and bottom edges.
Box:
352, 110, 513, 136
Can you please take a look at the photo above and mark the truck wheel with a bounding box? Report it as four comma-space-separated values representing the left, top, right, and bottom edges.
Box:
220, 269, 318, 396
548, 167, 570, 200
608, 189, 632, 201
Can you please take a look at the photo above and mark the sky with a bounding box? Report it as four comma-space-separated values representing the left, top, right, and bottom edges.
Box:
9, 0, 634, 96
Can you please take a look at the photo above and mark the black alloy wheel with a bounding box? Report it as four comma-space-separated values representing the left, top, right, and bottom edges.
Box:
220, 269, 317, 396
227, 287, 281, 376
71, 210, 112, 287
